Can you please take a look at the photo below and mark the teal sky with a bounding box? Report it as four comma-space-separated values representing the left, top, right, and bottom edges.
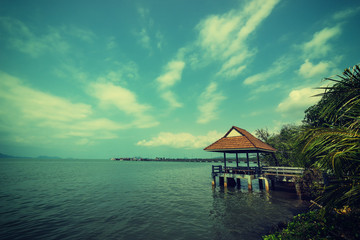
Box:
0, 0, 359, 159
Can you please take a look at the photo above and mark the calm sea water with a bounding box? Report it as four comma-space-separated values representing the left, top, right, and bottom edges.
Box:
0, 158, 308, 240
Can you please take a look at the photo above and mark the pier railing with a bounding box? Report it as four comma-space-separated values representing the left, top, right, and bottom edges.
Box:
212, 165, 262, 175
262, 166, 304, 176
212, 165, 304, 177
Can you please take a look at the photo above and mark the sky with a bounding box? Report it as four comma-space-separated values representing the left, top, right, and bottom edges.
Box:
0, 0, 359, 159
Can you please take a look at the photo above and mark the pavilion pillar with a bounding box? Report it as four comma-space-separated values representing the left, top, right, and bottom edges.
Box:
246, 153, 250, 169
223, 153, 227, 169
247, 176, 252, 191
236, 178, 241, 189
264, 178, 270, 192
258, 179, 264, 189
236, 153, 239, 167
257, 152, 260, 168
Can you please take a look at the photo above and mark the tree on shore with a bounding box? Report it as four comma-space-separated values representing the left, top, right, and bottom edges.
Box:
300, 64, 360, 214
255, 125, 305, 167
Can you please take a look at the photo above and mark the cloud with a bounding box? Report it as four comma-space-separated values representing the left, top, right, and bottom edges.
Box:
298, 59, 333, 78
197, 82, 226, 124
0, 72, 125, 146
137, 130, 222, 149
161, 91, 183, 108
0, 17, 95, 57
61, 25, 95, 42
302, 25, 341, 59
333, 6, 360, 20
155, 60, 185, 108
243, 57, 288, 85
137, 28, 151, 50
134, 6, 164, 52
195, 0, 280, 78
88, 81, 158, 128
156, 61, 185, 90
276, 87, 323, 117
0, 17, 69, 57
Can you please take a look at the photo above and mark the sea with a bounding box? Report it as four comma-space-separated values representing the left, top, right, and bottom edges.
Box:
0, 158, 309, 240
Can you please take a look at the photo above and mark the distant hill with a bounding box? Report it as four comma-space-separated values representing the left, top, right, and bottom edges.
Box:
37, 155, 62, 159
0, 153, 17, 158
0, 153, 34, 159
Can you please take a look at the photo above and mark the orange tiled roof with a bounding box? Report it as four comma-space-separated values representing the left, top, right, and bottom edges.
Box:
204, 126, 276, 153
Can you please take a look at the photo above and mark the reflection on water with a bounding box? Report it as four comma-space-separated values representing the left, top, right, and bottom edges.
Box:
210, 187, 307, 239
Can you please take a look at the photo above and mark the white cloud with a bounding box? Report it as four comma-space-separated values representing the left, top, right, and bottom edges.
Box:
156, 61, 185, 90
97, 62, 139, 83
302, 26, 341, 59
61, 25, 95, 42
243, 57, 288, 85
137, 130, 222, 149
196, 0, 280, 78
137, 28, 151, 50
89, 82, 148, 115
161, 91, 183, 108
0, 17, 95, 57
88, 81, 158, 127
135, 6, 164, 52
155, 60, 185, 108
0, 72, 91, 122
276, 87, 323, 116
155, 31, 164, 49
0, 72, 125, 146
244, 69, 278, 85
298, 59, 333, 78
333, 6, 360, 20
197, 82, 226, 124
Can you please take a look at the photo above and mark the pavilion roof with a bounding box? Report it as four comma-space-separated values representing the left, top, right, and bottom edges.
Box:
204, 126, 276, 153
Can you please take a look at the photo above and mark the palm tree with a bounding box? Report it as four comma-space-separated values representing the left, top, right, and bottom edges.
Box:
300, 64, 360, 213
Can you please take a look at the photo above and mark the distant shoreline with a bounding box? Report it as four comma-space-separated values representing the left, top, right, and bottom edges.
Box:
110, 157, 260, 163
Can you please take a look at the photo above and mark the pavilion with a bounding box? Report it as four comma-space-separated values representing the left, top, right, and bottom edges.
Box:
204, 126, 278, 189
204, 126, 277, 169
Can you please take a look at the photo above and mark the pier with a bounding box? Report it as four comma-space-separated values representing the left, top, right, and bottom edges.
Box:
211, 165, 304, 196
204, 126, 305, 196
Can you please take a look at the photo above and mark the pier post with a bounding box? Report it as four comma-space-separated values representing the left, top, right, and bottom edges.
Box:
258, 179, 263, 189
212, 176, 216, 187
246, 153, 250, 169
236, 178, 241, 189
219, 177, 224, 186
264, 178, 270, 192
224, 176, 228, 188
247, 176, 252, 191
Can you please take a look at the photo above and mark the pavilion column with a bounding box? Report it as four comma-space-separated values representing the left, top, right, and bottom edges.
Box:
257, 152, 260, 168
236, 153, 239, 167
223, 152, 227, 169
264, 178, 270, 192
247, 176, 252, 191
246, 153, 250, 169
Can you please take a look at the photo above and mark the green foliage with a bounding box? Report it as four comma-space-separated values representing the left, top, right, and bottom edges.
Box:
263, 210, 360, 240
255, 124, 307, 167
297, 169, 323, 199
303, 65, 360, 128
261, 65, 360, 239
300, 64, 360, 214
